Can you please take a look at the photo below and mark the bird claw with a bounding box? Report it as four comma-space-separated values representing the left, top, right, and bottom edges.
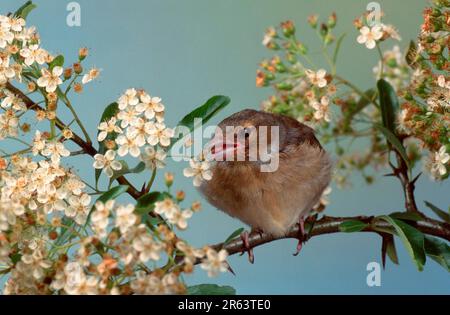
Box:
251, 227, 264, 239
293, 217, 306, 256
240, 231, 254, 264
293, 241, 302, 257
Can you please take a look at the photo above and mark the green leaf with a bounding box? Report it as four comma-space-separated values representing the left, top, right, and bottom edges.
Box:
85, 185, 129, 226
356, 89, 378, 109
14, 1, 37, 19
342, 89, 377, 130
135, 191, 171, 214
171, 95, 231, 148
339, 220, 368, 232
381, 233, 399, 269
223, 228, 244, 246
332, 33, 346, 65
95, 102, 120, 186
99, 102, 120, 125
10, 252, 22, 265
379, 215, 426, 271
187, 284, 236, 295
48, 55, 64, 70
97, 185, 129, 203
97, 102, 120, 154
374, 124, 410, 169
389, 211, 422, 222
385, 235, 399, 266
424, 201, 450, 223
424, 236, 450, 272
377, 79, 399, 133
55, 217, 77, 246
108, 161, 146, 188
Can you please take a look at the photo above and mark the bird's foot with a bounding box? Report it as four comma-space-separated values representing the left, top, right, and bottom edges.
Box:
293, 217, 306, 256
251, 227, 264, 239
240, 230, 255, 264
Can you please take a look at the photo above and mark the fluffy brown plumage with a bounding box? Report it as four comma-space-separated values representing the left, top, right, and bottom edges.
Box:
199, 109, 332, 237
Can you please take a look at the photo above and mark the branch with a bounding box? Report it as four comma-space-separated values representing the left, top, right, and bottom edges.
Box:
391, 149, 420, 213
197, 214, 450, 263
5, 82, 142, 199
7, 83, 449, 272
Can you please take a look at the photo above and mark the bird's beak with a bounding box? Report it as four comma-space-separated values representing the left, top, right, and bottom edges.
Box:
206, 135, 241, 161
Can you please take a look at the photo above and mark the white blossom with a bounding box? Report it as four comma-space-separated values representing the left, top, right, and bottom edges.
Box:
200, 248, 228, 277
115, 204, 137, 234
183, 159, 212, 187
37, 66, 63, 93
357, 25, 383, 49
305, 69, 327, 88
140, 146, 166, 170
93, 150, 122, 177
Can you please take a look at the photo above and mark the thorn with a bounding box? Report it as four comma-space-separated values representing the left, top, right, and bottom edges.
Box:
411, 172, 422, 186
226, 262, 236, 276
383, 173, 396, 177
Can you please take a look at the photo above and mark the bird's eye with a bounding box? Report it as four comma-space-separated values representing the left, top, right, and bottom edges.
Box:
243, 128, 251, 138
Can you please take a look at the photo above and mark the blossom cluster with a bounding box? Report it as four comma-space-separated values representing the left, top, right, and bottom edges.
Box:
256, 5, 449, 187
93, 88, 173, 178
396, 2, 450, 180
0, 10, 228, 295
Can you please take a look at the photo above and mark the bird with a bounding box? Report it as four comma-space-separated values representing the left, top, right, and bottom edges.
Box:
199, 109, 332, 262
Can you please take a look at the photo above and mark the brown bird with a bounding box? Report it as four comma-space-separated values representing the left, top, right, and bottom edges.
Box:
199, 109, 332, 261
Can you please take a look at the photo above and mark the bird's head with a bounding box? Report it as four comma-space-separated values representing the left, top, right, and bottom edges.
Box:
205, 109, 320, 168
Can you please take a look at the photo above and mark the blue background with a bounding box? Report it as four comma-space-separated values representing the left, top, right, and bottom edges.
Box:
1, 0, 449, 294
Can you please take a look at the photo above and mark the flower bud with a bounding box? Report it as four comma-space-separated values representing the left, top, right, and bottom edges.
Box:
307, 15, 318, 28
256, 70, 267, 87
320, 23, 328, 38
286, 52, 297, 64
21, 123, 30, 133
327, 12, 337, 28
7, 45, 19, 54
105, 139, 116, 150
74, 82, 83, 93
27, 81, 36, 92
48, 231, 58, 240
296, 41, 308, 55
46, 111, 56, 120
165, 172, 174, 187
79, 47, 89, 61
324, 33, 334, 45
191, 201, 202, 212
0, 158, 6, 170
64, 67, 73, 80
73, 62, 83, 74
353, 17, 363, 29
51, 216, 62, 227
176, 190, 185, 202
62, 128, 73, 139
183, 263, 194, 274
47, 101, 57, 111
280, 20, 295, 37
45, 54, 55, 64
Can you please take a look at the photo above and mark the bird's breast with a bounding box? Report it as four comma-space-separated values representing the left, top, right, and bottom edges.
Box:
199, 144, 332, 236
